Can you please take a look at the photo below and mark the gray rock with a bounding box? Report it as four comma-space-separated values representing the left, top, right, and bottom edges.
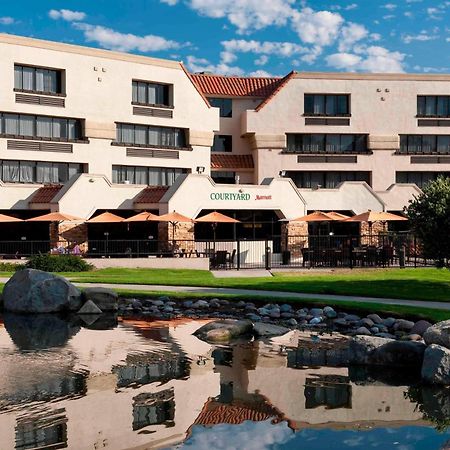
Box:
367, 314, 383, 324
246, 313, 261, 322
422, 344, 450, 385
349, 335, 425, 367
344, 314, 361, 322
309, 317, 322, 325
82, 287, 118, 311
183, 300, 194, 308
280, 312, 295, 319
269, 309, 281, 319
78, 300, 103, 315
236, 301, 246, 308
253, 322, 290, 338
410, 320, 432, 337
131, 299, 143, 309
158, 296, 170, 303
323, 306, 337, 318
194, 319, 253, 343
152, 300, 165, 307
370, 327, 380, 334
258, 307, 270, 316
3, 269, 82, 313
424, 320, 450, 349
360, 318, 375, 328
209, 300, 221, 308
287, 318, 298, 326
280, 304, 292, 313
193, 300, 209, 309
356, 327, 372, 336
394, 319, 415, 332
401, 334, 422, 341
375, 332, 396, 339
163, 305, 174, 313
382, 317, 396, 328
333, 318, 349, 327
310, 308, 323, 317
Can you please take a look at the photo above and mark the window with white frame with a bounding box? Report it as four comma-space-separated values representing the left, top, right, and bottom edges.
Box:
14, 64, 63, 94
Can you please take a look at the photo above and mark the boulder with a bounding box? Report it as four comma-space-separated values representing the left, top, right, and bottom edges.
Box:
367, 313, 383, 324
421, 344, 450, 385
82, 287, 118, 311
3, 269, 82, 313
323, 306, 337, 318
382, 317, 396, 328
394, 319, 415, 332
423, 320, 450, 349
194, 319, 253, 343
78, 300, 103, 315
349, 335, 425, 367
253, 323, 290, 338
355, 327, 372, 336
410, 320, 432, 337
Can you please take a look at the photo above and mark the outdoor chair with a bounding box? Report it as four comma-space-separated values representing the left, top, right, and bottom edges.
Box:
213, 250, 229, 269
226, 249, 236, 269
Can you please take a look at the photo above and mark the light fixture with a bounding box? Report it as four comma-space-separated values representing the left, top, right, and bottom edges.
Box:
235, 175, 240, 184
196, 166, 205, 174
89, 178, 95, 183
279, 170, 286, 177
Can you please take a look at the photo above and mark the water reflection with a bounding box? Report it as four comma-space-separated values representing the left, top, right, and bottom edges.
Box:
0, 315, 449, 450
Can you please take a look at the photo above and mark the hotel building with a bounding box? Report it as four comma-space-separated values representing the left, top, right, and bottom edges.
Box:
0, 33, 449, 247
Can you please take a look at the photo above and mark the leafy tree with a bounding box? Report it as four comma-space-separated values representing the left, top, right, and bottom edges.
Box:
405, 176, 450, 267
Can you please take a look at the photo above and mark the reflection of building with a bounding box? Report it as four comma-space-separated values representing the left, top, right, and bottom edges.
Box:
0, 321, 433, 450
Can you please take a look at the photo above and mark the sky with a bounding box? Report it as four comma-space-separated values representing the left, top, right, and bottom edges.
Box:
0, 0, 449, 77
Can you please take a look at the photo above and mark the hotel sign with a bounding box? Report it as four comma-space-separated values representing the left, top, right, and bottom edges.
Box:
209, 192, 272, 201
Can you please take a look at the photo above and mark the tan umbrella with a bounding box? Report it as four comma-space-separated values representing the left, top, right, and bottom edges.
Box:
195, 211, 240, 243
327, 211, 350, 220
158, 211, 193, 242
345, 210, 407, 223
0, 214, 23, 222
123, 211, 160, 222
86, 212, 124, 223
290, 211, 338, 222
28, 212, 83, 222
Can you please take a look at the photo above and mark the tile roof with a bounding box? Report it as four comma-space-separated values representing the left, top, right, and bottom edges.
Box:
211, 154, 254, 170
255, 70, 296, 111
29, 185, 63, 204
134, 186, 169, 204
191, 73, 282, 98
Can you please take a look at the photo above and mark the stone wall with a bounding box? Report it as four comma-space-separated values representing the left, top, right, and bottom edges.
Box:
50, 221, 88, 252
281, 222, 309, 258
360, 221, 388, 246
158, 222, 195, 253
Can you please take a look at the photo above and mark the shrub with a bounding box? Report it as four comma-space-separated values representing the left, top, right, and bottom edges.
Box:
26, 254, 93, 272
0, 262, 26, 272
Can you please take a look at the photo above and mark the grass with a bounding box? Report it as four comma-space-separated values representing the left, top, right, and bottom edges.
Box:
61, 267, 450, 303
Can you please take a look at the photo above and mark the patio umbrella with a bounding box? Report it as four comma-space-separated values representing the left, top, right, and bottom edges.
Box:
195, 211, 240, 244
158, 211, 193, 242
345, 210, 407, 223
122, 211, 160, 222
0, 214, 23, 222
86, 212, 124, 223
290, 211, 339, 222
327, 211, 350, 220
28, 212, 83, 222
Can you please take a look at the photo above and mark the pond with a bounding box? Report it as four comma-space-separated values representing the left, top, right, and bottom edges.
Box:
0, 313, 449, 450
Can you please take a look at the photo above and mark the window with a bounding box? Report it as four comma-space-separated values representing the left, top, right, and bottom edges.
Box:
396, 172, 450, 188
211, 171, 236, 184
0, 112, 83, 140
209, 98, 232, 118
211, 135, 232, 152
0, 160, 83, 184
417, 96, 450, 117
399, 135, 450, 154
286, 134, 368, 154
112, 165, 187, 185
14, 64, 63, 95
132, 80, 171, 107
287, 171, 371, 189
116, 123, 187, 148
304, 94, 350, 116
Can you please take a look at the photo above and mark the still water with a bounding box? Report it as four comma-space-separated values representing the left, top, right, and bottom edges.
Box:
0, 313, 449, 450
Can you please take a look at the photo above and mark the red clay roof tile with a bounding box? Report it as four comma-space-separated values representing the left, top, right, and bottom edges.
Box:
134, 186, 169, 204
29, 185, 63, 204
211, 154, 254, 170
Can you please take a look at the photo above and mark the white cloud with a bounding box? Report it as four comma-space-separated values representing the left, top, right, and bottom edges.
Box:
222, 39, 308, 57
383, 14, 395, 20
327, 46, 405, 72
249, 69, 273, 76
186, 55, 245, 75
427, 7, 444, 19
338, 22, 368, 51
255, 55, 269, 66
72, 23, 180, 52
345, 4, 359, 10
49, 9, 86, 21
401, 32, 439, 44
160, 0, 179, 4
382, 3, 397, 10
0, 17, 15, 25
404, 11, 414, 18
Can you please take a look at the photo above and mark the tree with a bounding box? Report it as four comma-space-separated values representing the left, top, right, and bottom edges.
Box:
405, 176, 450, 267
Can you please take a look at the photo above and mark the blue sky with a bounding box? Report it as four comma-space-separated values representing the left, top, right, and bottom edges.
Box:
1, 0, 449, 77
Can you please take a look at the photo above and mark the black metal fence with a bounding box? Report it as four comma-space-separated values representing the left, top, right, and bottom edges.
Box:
0, 233, 435, 269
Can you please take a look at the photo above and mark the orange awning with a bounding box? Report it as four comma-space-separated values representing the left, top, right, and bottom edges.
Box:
158, 211, 193, 223
123, 211, 160, 222
0, 214, 23, 223
195, 211, 240, 223
290, 211, 339, 222
345, 210, 408, 223
28, 212, 83, 222
327, 211, 350, 220
86, 212, 124, 223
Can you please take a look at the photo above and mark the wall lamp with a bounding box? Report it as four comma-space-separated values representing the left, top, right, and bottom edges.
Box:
279, 170, 286, 177
196, 166, 205, 174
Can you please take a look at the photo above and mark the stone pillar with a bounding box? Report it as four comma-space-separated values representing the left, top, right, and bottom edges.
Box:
360, 221, 388, 246
281, 221, 309, 258
158, 222, 195, 253
50, 221, 88, 253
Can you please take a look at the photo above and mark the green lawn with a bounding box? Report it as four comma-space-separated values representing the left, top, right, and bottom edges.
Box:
62, 267, 450, 302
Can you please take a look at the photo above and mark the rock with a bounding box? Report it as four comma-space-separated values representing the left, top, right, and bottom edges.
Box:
356, 327, 371, 336
236, 301, 246, 308
3, 269, 82, 313
269, 309, 281, 319
194, 319, 253, 343
422, 344, 450, 385
78, 300, 103, 315
370, 327, 380, 334
323, 306, 337, 318
280, 312, 294, 319
152, 300, 165, 307
280, 304, 292, 313
258, 307, 270, 316
424, 320, 450, 349
158, 296, 170, 303
82, 287, 118, 311
209, 300, 221, 308
382, 317, 396, 328
287, 318, 298, 326
410, 320, 432, 337
401, 334, 422, 341
183, 300, 194, 308
246, 313, 261, 322
245, 303, 257, 311
349, 335, 425, 367
163, 305, 174, 313
131, 299, 143, 309
375, 332, 396, 339
310, 308, 323, 317
360, 318, 374, 328
367, 314, 383, 324
394, 319, 415, 332
253, 323, 290, 338
192, 300, 209, 309
309, 317, 322, 325
333, 318, 349, 327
